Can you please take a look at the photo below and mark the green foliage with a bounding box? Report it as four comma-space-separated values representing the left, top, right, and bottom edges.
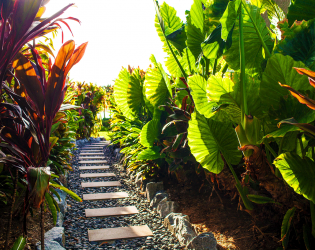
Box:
187, 111, 242, 174
114, 68, 144, 120
274, 153, 315, 203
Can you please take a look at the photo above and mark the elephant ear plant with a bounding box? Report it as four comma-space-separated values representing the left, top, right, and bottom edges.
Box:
0, 40, 87, 249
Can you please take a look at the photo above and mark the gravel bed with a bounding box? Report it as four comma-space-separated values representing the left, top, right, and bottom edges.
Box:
64, 146, 180, 249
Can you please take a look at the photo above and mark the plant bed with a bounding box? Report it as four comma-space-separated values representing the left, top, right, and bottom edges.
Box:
166, 180, 281, 250
0, 203, 54, 249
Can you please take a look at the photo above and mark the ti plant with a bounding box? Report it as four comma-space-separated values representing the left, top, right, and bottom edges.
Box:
0, 40, 87, 248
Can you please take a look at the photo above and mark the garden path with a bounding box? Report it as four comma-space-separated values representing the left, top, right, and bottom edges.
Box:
64, 140, 181, 249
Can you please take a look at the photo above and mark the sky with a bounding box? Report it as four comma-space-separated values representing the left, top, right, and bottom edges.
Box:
42, 0, 194, 86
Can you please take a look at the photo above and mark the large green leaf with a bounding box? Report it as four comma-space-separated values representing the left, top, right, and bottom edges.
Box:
137, 146, 164, 161
187, 111, 242, 174
207, 72, 261, 118
263, 97, 315, 139
220, 0, 241, 40
274, 153, 315, 203
186, 0, 205, 60
275, 19, 315, 71
251, 0, 285, 39
181, 47, 196, 75
204, 0, 230, 27
114, 68, 143, 120
139, 119, 160, 148
144, 55, 171, 107
287, 0, 315, 26
202, 24, 228, 60
154, 1, 183, 53
166, 26, 187, 53
260, 54, 311, 111
188, 75, 217, 118
224, 4, 274, 73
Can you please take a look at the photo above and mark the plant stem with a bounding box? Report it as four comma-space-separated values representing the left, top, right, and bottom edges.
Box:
225, 160, 253, 210
166, 39, 187, 82
205, 57, 210, 77
311, 201, 315, 238
5, 168, 19, 249
221, 62, 228, 77
239, 4, 248, 124
212, 58, 218, 76
298, 136, 305, 158
241, 0, 271, 59
41, 202, 45, 250
265, 142, 277, 158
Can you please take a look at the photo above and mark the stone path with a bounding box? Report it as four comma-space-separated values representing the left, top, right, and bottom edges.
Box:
64, 140, 181, 249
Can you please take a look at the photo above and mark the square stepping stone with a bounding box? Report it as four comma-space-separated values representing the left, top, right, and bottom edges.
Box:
81, 181, 121, 188
79, 156, 106, 159
83, 192, 128, 201
79, 160, 108, 164
80, 153, 104, 156
88, 225, 153, 242
80, 173, 115, 178
79, 165, 110, 170
85, 206, 138, 217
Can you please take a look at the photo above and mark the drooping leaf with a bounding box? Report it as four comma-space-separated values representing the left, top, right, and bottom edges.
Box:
275, 19, 315, 71
10, 236, 27, 250
49, 137, 59, 152
224, 4, 274, 73
247, 194, 278, 204
45, 192, 57, 225
114, 68, 143, 120
287, 0, 315, 26
50, 183, 82, 202
187, 111, 242, 174
27, 167, 51, 208
281, 207, 296, 249
274, 153, 315, 203
139, 119, 160, 148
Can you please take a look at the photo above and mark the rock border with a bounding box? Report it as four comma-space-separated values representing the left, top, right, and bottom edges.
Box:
125, 157, 218, 250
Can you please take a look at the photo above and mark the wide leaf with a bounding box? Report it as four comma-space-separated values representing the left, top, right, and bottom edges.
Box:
287, 0, 315, 26
260, 54, 311, 111
114, 68, 143, 120
275, 19, 315, 71
139, 119, 160, 148
274, 153, 315, 203
187, 111, 242, 174
224, 4, 274, 73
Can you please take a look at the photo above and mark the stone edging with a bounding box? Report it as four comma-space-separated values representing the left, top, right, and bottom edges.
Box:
36, 137, 103, 249
126, 163, 218, 250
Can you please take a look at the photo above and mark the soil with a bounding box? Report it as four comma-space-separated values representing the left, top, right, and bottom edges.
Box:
166, 180, 281, 250
0, 202, 54, 250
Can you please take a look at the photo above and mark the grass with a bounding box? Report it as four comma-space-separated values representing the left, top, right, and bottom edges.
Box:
98, 131, 112, 140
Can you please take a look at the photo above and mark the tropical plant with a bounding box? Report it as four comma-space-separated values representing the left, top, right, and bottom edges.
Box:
107, 0, 315, 248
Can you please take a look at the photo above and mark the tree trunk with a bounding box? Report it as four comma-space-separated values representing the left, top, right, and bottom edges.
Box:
4, 168, 19, 249
41, 202, 45, 250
